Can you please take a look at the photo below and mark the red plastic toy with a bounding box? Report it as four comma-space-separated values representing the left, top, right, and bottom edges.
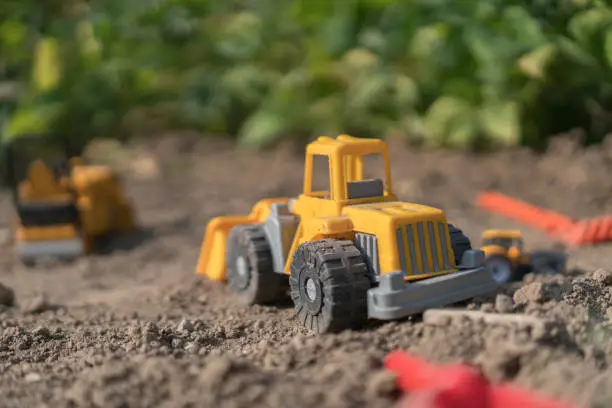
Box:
476, 191, 612, 247
384, 351, 580, 408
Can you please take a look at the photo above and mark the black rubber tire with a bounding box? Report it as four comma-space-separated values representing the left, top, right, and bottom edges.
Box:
289, 239, 371, 334
226, 225, 288, 305
484, 254, 517, 284
448, 224, 472, 266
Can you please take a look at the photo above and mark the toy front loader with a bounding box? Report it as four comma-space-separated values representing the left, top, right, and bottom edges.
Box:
197, 135, 501, 334
1, 133, 137, 265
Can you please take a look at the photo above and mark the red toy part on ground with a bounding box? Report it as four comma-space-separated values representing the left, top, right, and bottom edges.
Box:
476, 191, 612, 247
384, 351, 580, 408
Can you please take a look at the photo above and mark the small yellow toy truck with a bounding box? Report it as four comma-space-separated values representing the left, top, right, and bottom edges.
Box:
480, 229, 567, 283
197, 135, 500, 334
0, 133, 136, 265
480, 229, 529, 284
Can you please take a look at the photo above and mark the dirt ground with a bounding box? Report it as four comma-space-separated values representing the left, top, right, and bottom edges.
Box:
1, 130, 612, 408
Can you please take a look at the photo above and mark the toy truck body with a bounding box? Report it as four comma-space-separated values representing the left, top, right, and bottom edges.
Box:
480, 229, 566, 283
0, 133, 136, 265
197, 135, 500, 333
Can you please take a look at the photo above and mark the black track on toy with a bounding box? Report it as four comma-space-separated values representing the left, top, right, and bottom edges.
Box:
448, 224, 472, 266
226, 224, 288, 305
289, 239, 371, 334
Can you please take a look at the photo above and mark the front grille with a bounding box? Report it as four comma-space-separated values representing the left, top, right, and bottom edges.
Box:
354, 232, 380, 279
396, 221, 453, 276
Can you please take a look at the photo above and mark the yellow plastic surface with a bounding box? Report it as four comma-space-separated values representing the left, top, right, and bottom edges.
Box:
16, 225, 79, 241
14, 156, 136, 254
197, 198, 290, 281
481, 229, 523, 239
198, 134, 465, 284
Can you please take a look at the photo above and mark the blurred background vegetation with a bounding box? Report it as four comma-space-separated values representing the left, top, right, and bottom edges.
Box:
2, 0, 612, 152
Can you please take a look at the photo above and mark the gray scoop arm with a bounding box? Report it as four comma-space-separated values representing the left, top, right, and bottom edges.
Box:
367, 249, 500, 320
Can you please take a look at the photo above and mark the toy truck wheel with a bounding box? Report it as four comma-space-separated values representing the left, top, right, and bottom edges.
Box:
289, 239, 371, 334
226, 225, 288, 305
448, 224, 472, 266
485, 254, 516, 284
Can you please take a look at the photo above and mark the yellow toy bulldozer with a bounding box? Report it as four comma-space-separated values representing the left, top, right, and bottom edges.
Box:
0, 133, 136, 266
197, 135, 500, 334
480, 229, 567, 284
480, 229, 529, 284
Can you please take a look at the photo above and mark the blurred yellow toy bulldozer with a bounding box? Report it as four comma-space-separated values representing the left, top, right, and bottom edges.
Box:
480, 229, 567, 284
197, 135, 501, 334
480, 229, 529, 284
0, 133, 136, 265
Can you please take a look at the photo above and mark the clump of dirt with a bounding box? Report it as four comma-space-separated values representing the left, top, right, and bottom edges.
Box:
0, 282, 14, 307
1, 132, 612, 407
63, 354, 397, 408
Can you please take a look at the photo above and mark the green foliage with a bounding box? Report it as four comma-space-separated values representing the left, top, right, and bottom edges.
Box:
1, 0, 612, 150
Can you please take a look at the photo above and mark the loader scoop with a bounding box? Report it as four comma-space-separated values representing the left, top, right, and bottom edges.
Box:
196, 215, 256, 281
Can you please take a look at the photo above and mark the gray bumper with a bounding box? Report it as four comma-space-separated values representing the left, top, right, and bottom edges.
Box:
18, 238, 85, 264
367, 250, 500, 320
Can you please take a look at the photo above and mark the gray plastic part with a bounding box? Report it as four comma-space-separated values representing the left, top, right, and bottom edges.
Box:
347, 179, 384, 199
18, 237, 85, 264
529, 250, 567, 274
354, 232, 380, 281
263, 203, 299, 273
458, 249, 485, 269
367, 266, 500, 320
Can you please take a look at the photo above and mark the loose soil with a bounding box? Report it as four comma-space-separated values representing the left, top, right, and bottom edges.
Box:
1, 130, 612, 408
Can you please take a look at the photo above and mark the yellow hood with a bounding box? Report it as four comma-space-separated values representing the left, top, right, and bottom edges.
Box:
342, 201, 446, 230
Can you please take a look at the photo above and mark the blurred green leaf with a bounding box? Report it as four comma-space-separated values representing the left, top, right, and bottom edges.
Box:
32, 38, 61, 93
2, 0, 612, 150
479, 100, 520, 146
423, 96, 473, 146
517, 43, 557, 79
238, 110, 289, 148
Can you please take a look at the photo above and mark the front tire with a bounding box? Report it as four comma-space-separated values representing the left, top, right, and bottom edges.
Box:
289, 239, 371, 334
226, 225, 288, 305
485, 254, 516, 284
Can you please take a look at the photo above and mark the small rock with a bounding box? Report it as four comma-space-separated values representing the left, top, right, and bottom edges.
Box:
0, 282, 15, 307
24, 372, 42, 383
480, 303, 495, 313
366, 370, 398, 397
592, 269, 612, 286
185, 343, 200, 354
22, 295, 57, 315
495, 294, 514, 313
513, 282, 544, 304
33, 326, 51, 338
199, 356, 235, 388
143, 321, 159, 337
197, 295, 208, 305
177, 319, 193, 332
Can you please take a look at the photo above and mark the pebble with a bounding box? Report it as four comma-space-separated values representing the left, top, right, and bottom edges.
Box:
592, 269, 612, 286
177, 319, 193, 332
513, 282, 544, 304
24, 372, 42, 383
22, 295, 56, 315
495, 294, 514, 313
0, 282, 15, 307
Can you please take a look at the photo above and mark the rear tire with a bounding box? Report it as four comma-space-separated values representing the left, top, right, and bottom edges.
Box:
448, 224, 472, 265
289, 239, 371, 334
226, 225, 288, 305
485, 254, 516, 284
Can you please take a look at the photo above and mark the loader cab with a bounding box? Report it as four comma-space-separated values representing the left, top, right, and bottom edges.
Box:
481, 230, 524, 251
0, 133, 81, 227
299, 135, 397, 216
